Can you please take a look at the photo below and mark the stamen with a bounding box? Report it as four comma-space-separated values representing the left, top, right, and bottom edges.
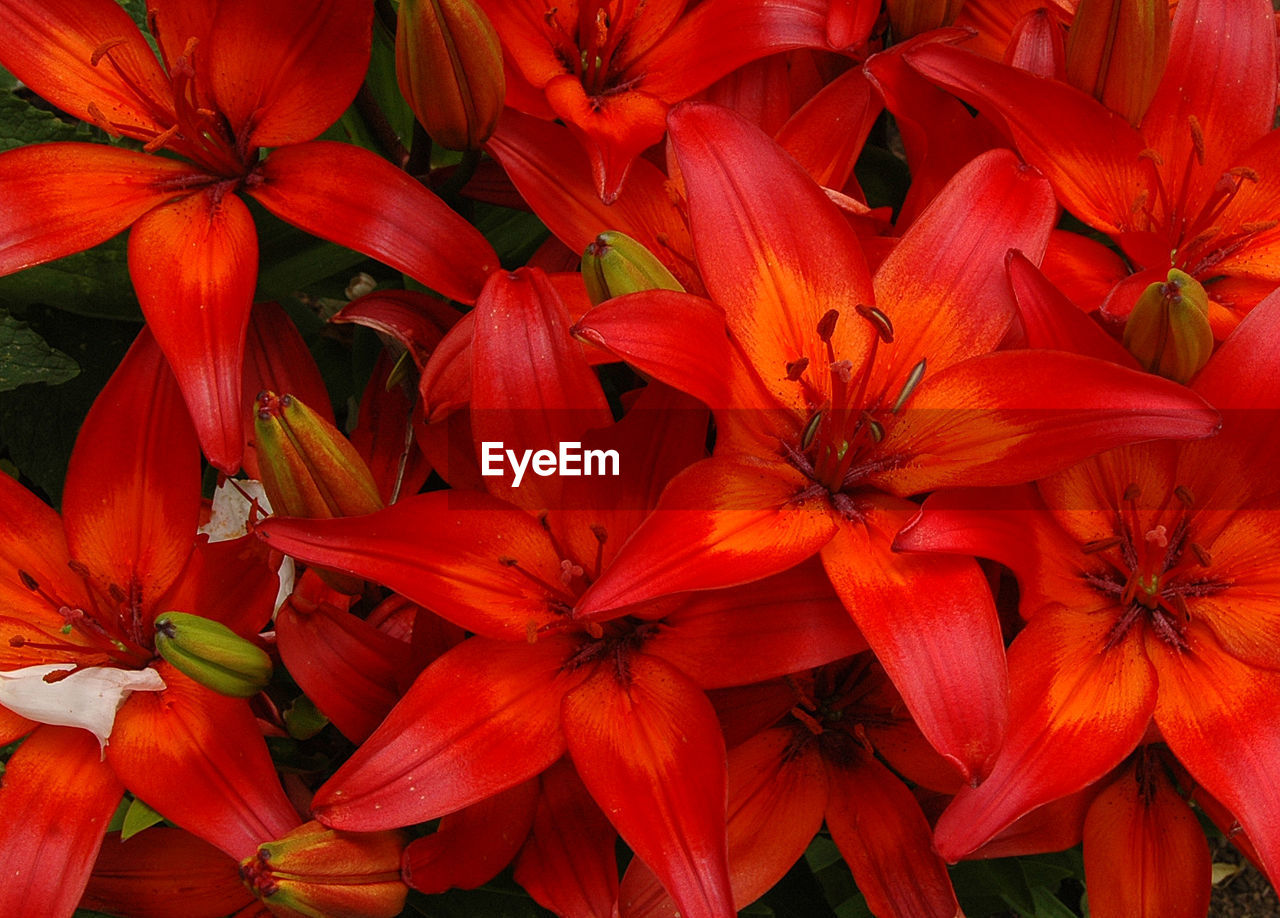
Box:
1174, 486, 1194, 507
785, 357, 809, 380
1082, 536, 1123, 554
855, 304, 894, 343
142, 123, 181, 153
816, 309, 839, 343
18, 570, 39, 592
892, 358, 926, 413
1190, 542, 1211, 567
559, 559, 584, 586
801, 410, 823, 450
90, 38, 128, 67
1123, 483, 1142, 501
1187, 115, 1205, 166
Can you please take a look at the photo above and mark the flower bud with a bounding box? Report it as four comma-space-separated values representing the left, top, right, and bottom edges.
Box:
1122, 269, 1213, 384
396, 0, 505, 150
254, 392, 384, 520
1065, 0, 1169, 125
240, 821, 407, 918
153, 612, 272, 698
581, 231, 684, 306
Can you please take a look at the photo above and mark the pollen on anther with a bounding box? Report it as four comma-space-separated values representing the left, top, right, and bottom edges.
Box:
816, 309, 839, 343
18, 570, 39, 592
1190, 542, 1212, 567
785, 357, 809, 380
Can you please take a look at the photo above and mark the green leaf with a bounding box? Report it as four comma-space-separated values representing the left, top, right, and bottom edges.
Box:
0, 235, 142, 321
0, 309, 79, 391
0, 305, 139, 504
284, 694, 330, 741
120, 796, 165, 841
1029, 886, 1082, 918
0, 89, 100, 151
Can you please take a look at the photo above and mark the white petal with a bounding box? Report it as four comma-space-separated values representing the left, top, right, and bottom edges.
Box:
199, 478, 273, 542
0, 664, 166, 750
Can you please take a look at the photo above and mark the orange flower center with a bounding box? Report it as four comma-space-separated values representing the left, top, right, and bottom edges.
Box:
1079, 483, 1227, 649
8, 564, 156, 678
782, 306, 923, 516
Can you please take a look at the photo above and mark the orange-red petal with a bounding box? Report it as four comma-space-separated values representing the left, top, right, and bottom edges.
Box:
206, 0, 372, 147
62, 328, 201, 613
312, 635, 585, 831
933, 606, 1157, 860
247, 141, 497, 304
562, 652, 733, 918
107, 664, 299, 860
1082, 754, 1211, 918
0, 144, 192, 275
0, 725, 123, 918
820, 496, 1007, 783
128, 188, 257, 473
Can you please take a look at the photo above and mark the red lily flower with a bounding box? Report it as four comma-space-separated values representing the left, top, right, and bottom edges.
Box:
897, 288, 1280, 891
0, 330, 296, 918
257, 269, 866, 918
0, 0, 497, 471
477, 0, 837, 201
906, 0, 1280, 336
620, 657, 965, 918
567, 102, 1220, 782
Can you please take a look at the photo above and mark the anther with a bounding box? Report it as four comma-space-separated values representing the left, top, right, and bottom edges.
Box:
1082, 536, 1123, 554
866, 418, 884, 443
1190, 542, 1211, 567
801, 410, 823, 450
18, 570, 39, 592
90, 38, 128, 66
590, 525, 608, 544
67, 559, 91, 578
816, 309, 839, 343
1123, 483, 1142, 501
892, 358, 926, 413
785, 357, 809, 380
1174, 485, 1195, 507
108, 583, 128, 604
1187, 115, 1205, 166
855, 304, 894, 343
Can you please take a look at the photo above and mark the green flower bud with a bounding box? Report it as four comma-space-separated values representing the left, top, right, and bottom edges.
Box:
153, 612, 272, 698
1122, 269, 1213, 384
581, 231, 684, 305
254, 392, 384, 520
240, 821, 407, 918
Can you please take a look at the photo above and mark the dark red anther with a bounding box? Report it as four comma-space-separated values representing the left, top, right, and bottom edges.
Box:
785, 357, 810, 380
855, 304, 894, 343
816, 309, 839, 343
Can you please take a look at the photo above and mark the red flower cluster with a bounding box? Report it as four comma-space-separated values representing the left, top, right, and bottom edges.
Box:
0, 0, 1277, 917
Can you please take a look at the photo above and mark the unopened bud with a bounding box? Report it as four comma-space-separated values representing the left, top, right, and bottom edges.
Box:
154, 612, 272, 698
396, 0, 505, 150
255, 392, 384, 520
240, 821, 407, 918
1065, 0, 1169, 125
1122, 269, 1213, 383
581, 231, 684, 305
886, 0, 966, 38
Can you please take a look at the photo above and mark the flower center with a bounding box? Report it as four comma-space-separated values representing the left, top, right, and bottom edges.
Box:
543, 0, 638, 97
88, 32, 248, 177
781, 306, 922, 516
1078, 483, 1227, 649
1129, 117, 1275, 277
8, 564, 155, 675
784, 657, 900, 768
